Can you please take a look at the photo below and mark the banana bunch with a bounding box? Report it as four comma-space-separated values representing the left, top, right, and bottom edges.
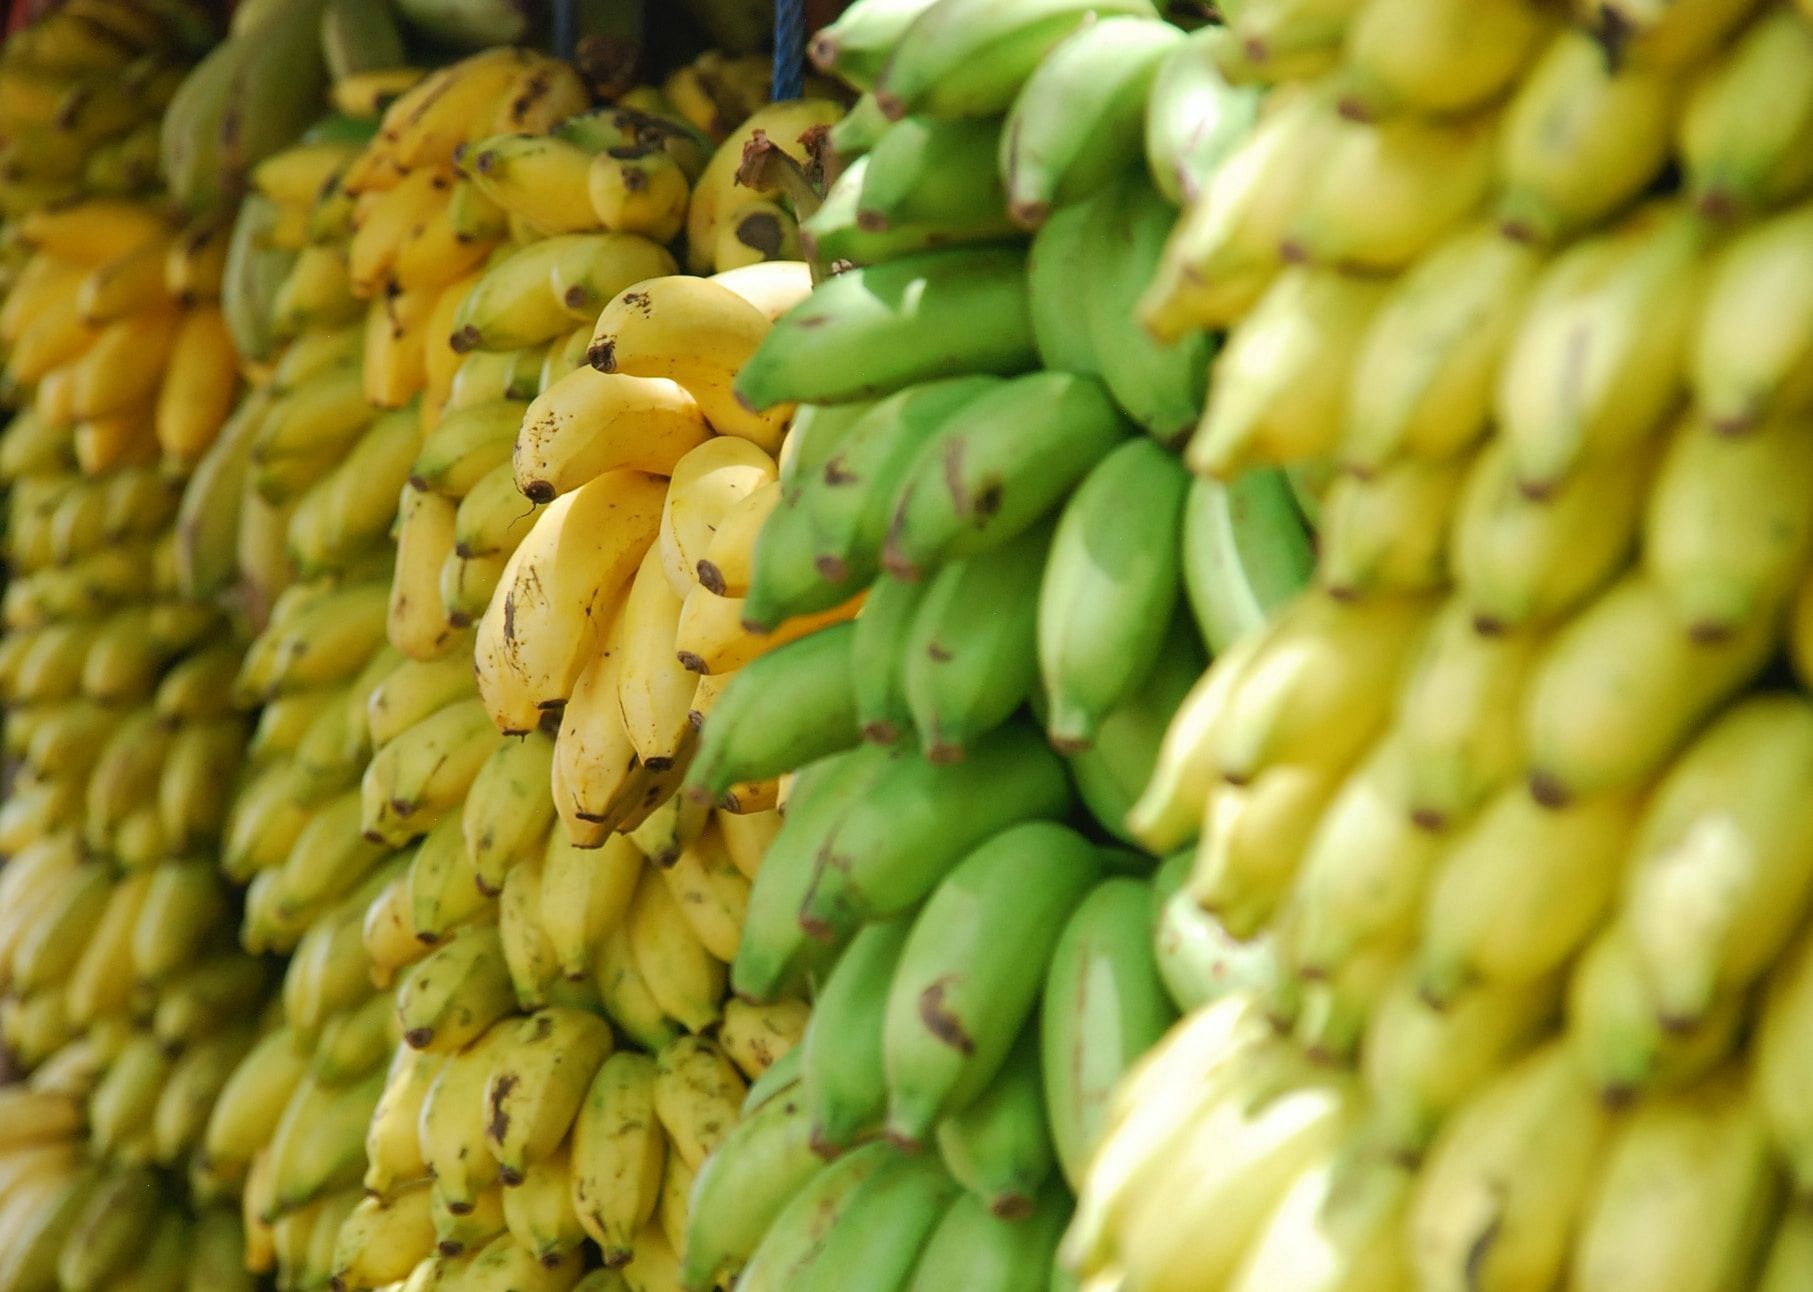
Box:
0, 0, 210, 218
920, 0, 1813, 1286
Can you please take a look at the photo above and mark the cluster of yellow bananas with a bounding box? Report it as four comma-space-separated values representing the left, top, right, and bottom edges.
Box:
1072, 0, 1813, 1288
156, 45, 855, 1290
0, 0, 206, 218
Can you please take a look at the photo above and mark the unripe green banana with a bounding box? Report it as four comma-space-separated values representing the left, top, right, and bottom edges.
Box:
882, 371, 1129, 583
732, 1142, 894, 1292
934, 1024, 1053, 1217
800, 911, 913, 1158
849, 573, 926, 747
883, 821, 1102, 1147
900, 521, 1049, 762
1040, 877, 1176, 1189
856, 114, 1008, 235
797, 723, 1072, 945
790, 1148, 961, 1292
1037, 438, 1188, 752
684, 620, 861, 804
735, 246, 1038, 413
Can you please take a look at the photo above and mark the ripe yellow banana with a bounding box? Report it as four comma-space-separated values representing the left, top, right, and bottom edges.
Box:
474, 468, 666, 734
514, 367, 710, 504
589, 274, 791, 451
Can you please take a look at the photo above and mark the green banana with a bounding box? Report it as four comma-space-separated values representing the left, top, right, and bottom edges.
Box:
732, 1143, 895, 1292
850, 573, 928, 746
1081, 174, 1214, 446
857, 115, 1010, 235
883, 821, 1103, 1147
740, 500, 872, 634
683, 622, 863, 804
1041, 878, 1177, 1189
901, 521, 1050, 762
681, 1066, 823, 1290
1000, 16, 1182, 226
1065, 615, 1206, 846
934, 1024, 1053, 1217
1025, 198, 1097, 374
793, 1148, 961, 1292
803, 155, 1019, 267
778, 400, 881, 500
730, 744, 901, 1003
794, 376, 1002, 587
801, 912, 915, 1158
882, 371, 1130, 582
734, 246, 1038, 412
808, 0, 942, 91
1179, 469, 1315, 655
797, 723, 1072, 944
873, 0, 1161, 120
1037, 438, 1189, 752
905, 1180, 1071, 1292
1144, 24, 1263, 207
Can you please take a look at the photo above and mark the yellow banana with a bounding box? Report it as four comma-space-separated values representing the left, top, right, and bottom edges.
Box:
514, 366, 710, 504
361, 696, 498, 845
465, 132, 602, 236
396, 924, 516, 1054
474, 468, 665, 733
417, 1018, 516, 1213
590, 274, 791, 451
483, 1007, 615, 1184
390, 483, 462, 662
332, 1184, 438, 1290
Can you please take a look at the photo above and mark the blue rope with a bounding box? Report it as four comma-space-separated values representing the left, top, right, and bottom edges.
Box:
772, 0, 805, 100
551, 0, 575, 62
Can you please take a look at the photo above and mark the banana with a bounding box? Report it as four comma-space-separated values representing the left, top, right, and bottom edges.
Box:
789, 1148, 962, 1292
396, 923, 516, 1055
1285, 99, 1498, 274
64, 868, 150, 1025
613, 544, 702, 771
855, 113, 1009, 234
1681, 5, 1813, 222
1137, 85, 1336, 338
681, 97, 843, 273
361, 697, 498, 844
365, 1045, 441, 1199
794, 908, 909, 1157
1222, 1144, 1413, 1292
684, 621, 860, 802
846, 574, 927, 748
1621, 696, 1813, 1029
882, 822, 1101, 1147
10, 862, 110, 996
1107, 1043, 1356, 1292
795, 723, 1073, 944
734, 246, 1039, 413
154, 1026, 258, 1165
880, 372, 1129, 584
513, 367, 709, 504
933, 1020, 1053, 1217
587, 145, 690, 244
1406, 1039, 1610, 1289
267, 1065, 386, 1219
153, 952, 274, 1052
391, 483, 462, 661
1645, 409, 1813, 638
417, 1019, 516, 1215
1150, 849, 1279, 1012
1496, 201, 1710, 495
464, 132, 601, 236
453, 233, 676, 354
1568, 1066, 1777, 1291
461, 1230, 585, 1290
718, 996, 809, 1081
56, 1165, 163, 1292
732, 1142, 896, 1292
539, 829, 640, 981
333, 1185, 438, 1290
1495, 28, 1677, 244
808, 0, 940, 89
452, 461, 540, 563
0, 1164, 103, 1292
1001, 16, 1182, 226
501, 1143, 586, 1268
873, 0, 1156, 118
570, 1051, 667, 1265
456, 730, 555, 897
1187, 264, 1390, 478
483, 1007, 615, 1185
549, 611, 644, 836
496, 850, 569, 1012
627, 867, 727, 1034
660, 820, 751, 962
1759, 928, 1813, 1197
474, 468, 665, 732
1348, 241, 1541, 477
369, 650, 478, 751
1037, 440, 1188, 751
909, 1182, 1071, 1292
1694, 200, 1813, 435
1040, 877, 1176, 1190
1524, 571, 1776, 806
200, 1026, 308, 1187
681, 1057, 818, 1286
